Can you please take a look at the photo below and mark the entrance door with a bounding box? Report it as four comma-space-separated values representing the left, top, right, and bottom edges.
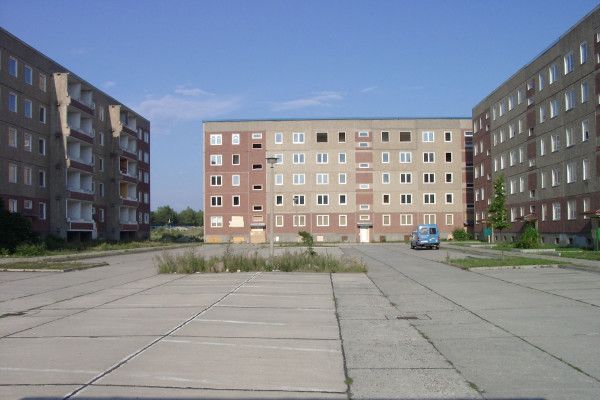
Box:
250, 228, 266, 243
359, 227, 370, 243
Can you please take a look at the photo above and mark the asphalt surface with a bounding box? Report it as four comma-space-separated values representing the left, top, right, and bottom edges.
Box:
1, 243, 599, 400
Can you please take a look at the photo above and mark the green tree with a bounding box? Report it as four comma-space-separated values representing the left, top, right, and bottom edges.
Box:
196, 210, 204, 227
152, 205, 178, 226
487, 174, 511, 255
178, 207, 200, 226
0, 198, 37, 253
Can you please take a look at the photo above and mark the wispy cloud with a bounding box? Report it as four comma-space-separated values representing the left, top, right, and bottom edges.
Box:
174, 87, 214, 96
103, 81, 116, 89
271, 91, 344, 111
361, 86, 378, 93
136, 88, 240, 134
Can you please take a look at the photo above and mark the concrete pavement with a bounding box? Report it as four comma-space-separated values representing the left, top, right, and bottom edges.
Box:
344, 244, 600, 400
1, 243, 600, 399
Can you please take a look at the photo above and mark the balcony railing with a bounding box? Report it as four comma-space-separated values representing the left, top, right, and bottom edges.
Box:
67, 186, 94, 194
68, 124, 95, 138
71, 96, 95, 110
120, 195, 138, 202
67, 156, 94, 167
67, 217, 94, 223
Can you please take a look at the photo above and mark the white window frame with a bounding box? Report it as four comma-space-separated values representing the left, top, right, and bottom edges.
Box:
399, 152, 412, 163
400, 214, 413, 226
275, 132, 283, 144
293, 215, 306, 227
293, 153, 305, 164
316, 215, 329, 227
211, 216, 223, 228
210, 155, 222, 165
382, 173, 390, 184
423, 193, 436, 204
422, 131, 434, 142
564, 52, 574, 75
210, 134, 222, 145
339, 173, 347, 184
316, 194, 329, 205
293, 174, 305, 185
316, 153, 328, 164
293, 132, 305, 143
316, 173, 329, 185
210, 175, 222, 186
232, 134, 240, 145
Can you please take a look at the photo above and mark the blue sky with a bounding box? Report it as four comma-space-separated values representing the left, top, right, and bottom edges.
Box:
1, 1, 598, 211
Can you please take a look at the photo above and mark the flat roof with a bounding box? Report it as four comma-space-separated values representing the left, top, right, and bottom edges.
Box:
204, 117, 471, 123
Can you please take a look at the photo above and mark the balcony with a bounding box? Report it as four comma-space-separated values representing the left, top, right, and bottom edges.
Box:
67, 199, 94, 231
68, 82, 95, 115
66, 158, 94, 173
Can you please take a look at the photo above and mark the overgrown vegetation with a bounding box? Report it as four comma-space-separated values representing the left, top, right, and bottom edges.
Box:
152, 226, 203, 243
0, 260, 107, 271
514, 226, 540, 249
451, 228, 472, 241
0, 198, 39, 254
3, 238, 175, 258
298, 231, 316, 256
450, 256, 559, 269
155, 247, 366, 274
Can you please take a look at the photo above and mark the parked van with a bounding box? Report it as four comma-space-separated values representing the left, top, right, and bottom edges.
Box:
410, 224, 440, 250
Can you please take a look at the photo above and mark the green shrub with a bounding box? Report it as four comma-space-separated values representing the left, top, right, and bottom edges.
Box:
514, 226, 540, 249
44, 234, 66, 251
14, 242, 48, 257
298, 231, 316, 256
451, 228, 471, 241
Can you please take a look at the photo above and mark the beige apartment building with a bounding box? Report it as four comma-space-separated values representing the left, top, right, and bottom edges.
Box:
472, 5, 600, 247
203, 118, 473, 243
0, 28, 151, 241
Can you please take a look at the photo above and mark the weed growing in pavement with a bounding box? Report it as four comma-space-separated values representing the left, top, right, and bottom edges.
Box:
155, 249, 366, 274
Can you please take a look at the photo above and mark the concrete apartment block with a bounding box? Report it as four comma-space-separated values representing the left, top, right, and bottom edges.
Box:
472, 5, 600, 247
0, 28, 151, 241
204, 118, 473, 244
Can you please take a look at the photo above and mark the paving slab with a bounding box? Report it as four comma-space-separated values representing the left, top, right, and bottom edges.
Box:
1, 385, 80, 400
0, 336, 152, 385
96, 336, 346, 393
432, 336, 600, 400
74, 385, 348, 399
347, 368, 480, 400
175, 306, 339, 339
8, 307, 201, 337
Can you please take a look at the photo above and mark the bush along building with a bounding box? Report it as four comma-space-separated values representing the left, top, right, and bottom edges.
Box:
203, 118, 473, 244
472, 6, 600, 248
0, 28, 151, 241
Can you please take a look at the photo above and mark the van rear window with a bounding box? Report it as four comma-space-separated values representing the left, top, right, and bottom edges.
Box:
429, 228, 437, 234
420, 228, 428, 235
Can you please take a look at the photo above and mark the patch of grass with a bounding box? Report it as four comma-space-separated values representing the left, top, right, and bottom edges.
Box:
0, 261, 107, 271
450, 256, 559, 269
155, 249, 366, 274
558, 251, 600, 261
345, 377, 353, 386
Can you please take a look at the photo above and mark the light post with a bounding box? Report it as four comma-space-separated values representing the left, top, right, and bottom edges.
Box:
265, 156, 278, 258
293, 195, 299, 238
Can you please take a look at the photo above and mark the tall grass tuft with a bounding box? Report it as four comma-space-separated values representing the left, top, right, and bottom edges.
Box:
156, 249, 366, 274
